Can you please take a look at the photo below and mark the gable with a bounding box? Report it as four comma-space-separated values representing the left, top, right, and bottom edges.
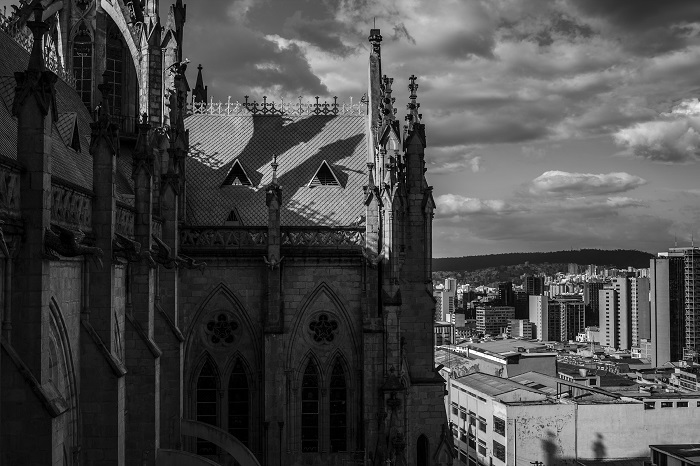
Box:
222, 160, 252, 186
309, 160, 340, 187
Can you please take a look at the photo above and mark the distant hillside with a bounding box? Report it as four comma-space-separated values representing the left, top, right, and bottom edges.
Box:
432, 249, 654, 272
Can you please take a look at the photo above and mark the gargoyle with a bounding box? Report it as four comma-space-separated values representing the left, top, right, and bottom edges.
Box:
362, 246, 386, 268
151, 234, 177, 269
45, 225, 103, 269
113, 233, 156, 267
263, 254, 284, 270
165, 58, 190, 76
176, 253, 207, 273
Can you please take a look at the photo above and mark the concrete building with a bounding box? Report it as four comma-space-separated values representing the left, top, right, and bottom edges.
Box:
435, 322, 456, 346
631, 277, 651, 348
435, 278, 458, 322
529, 295, 549, 340
509, 319, 532, 339
445, 370, 700, 466
584, 281, 605, 327
525, 275, 546, 296
650, 254, 686, 367
0, 5, 450, 465
553, 295, 585, 342
437, 339, 557, 379
476, 305, 515, 337
650, 445, 700, 466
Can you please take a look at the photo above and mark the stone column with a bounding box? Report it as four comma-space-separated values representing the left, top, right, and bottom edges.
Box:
264, 171, 284, 464
3, 6, 55, 464
82, 73, 127, 466
125, 116, 161, 466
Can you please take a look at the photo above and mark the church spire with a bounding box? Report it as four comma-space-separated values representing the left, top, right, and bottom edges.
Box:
193, 64, 208, 103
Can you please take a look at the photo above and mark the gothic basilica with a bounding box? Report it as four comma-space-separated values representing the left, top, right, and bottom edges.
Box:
0, 0, 452, 465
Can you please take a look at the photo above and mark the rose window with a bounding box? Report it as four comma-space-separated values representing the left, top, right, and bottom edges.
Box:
309, 314, 338, 343
205, 313, 238, 345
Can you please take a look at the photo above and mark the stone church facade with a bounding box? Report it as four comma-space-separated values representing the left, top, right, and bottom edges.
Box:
0, 1, 452, 465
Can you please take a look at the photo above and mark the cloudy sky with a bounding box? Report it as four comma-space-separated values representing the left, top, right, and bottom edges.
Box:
4, 0, 700, 257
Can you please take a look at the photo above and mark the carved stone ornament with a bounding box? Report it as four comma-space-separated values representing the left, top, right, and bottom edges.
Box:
113, 232, 155, 267
44, 224, 104, 268
204, 312, 239, 347
308, 313, 339, 344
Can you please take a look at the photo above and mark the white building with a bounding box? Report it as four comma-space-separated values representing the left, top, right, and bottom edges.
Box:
444, 370, 700, 466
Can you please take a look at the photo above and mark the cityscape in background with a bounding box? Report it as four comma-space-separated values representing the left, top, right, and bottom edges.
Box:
434, 245, 700, 465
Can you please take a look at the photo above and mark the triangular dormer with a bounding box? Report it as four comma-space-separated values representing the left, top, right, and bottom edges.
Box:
222, 160, 252, 186
56, 112, 81, 152
224, 208, 242, 226
309, 160, 340, 187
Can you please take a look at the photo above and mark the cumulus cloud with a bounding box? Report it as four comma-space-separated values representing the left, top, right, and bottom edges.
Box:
527, 170, 647, 196
435, 195, 514, 217
426, 146, 484, 174
614, 99, 700, 163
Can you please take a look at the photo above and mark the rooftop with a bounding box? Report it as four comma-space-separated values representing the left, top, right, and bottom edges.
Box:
454, 371, 545, 398
650, 445, 700, 465
184, 113, 367, 227
458, 338, 550, 355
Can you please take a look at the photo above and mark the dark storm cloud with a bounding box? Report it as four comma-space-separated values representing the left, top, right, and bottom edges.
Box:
281, 11, 356, 56
567, 0, 700, 55
183, 0, 328, 100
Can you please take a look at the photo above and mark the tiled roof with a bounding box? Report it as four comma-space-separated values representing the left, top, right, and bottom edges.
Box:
184, 113, 367, 226
56, 112, 77, 148
0, 31, 94, 190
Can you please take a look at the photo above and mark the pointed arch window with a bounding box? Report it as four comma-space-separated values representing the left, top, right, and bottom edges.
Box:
228, 359, 249, 446
329, 359, 347, 452
72, 23, 92, 109
301, 359, 319, 452
417, 435, 429, 466
196, 360, 218, 456
106, 25, 123, 118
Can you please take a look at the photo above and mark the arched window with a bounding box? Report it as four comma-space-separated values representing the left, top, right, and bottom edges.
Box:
417, 434, 429, 466
301, 359, 319, 452
228, 359, 249, 446
105, 25, 123, 118
329, 359, 347, 452
72, 23, 92, 109
196, 360, 218, 455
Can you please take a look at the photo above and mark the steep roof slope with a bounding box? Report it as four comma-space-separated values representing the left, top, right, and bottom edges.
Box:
0, 31, 94, 190
185, 113, 367, 227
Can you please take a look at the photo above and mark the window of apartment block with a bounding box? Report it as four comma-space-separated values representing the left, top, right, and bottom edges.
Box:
459, 450, 468, 464
477, 439, 487, 456
661, 401, 673, 408
478, 416, 487, 432
644, 402, 655, 410
675, 401, 688, 407
493, 441, 506, 462
493, 416, 505, 436
460, 429, 467, 442
469, 413, 476, 427
460, 408, 467, 420
468, 434, 476, 449
452, 403, 459, 416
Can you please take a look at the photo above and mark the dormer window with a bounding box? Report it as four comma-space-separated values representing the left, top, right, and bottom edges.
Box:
222, 160, 252, 186
309, 160, 340, 187
224, 208, 242, 226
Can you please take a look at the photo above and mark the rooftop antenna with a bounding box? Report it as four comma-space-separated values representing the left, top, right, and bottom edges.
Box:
675, 235, 678, 247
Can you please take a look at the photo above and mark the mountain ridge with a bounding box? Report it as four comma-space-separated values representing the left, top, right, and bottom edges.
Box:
432, 249, 654, 272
